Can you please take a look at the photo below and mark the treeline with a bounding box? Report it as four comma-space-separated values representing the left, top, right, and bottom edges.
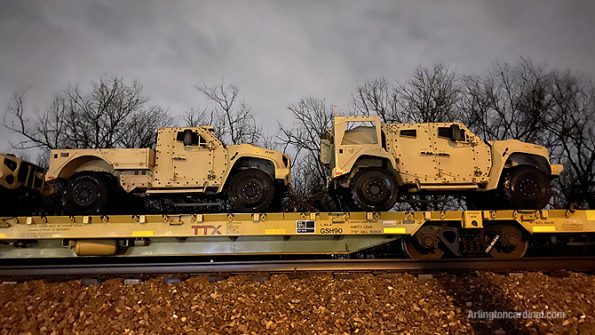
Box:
4, 59, 594, 209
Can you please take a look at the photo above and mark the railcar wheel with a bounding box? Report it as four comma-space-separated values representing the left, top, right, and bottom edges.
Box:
482, 224, 529, 258
351, 168, 398, 211
64, 173, 110, 214
501, 166, 551, 209
401, 226, 445, 260
228, 168, 275, 212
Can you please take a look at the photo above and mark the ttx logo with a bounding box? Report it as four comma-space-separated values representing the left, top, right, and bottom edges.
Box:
191, 225, 223, 236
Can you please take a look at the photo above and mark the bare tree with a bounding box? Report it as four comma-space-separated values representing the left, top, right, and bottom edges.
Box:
352, 77, 398, 122
5, 76, 170, 151
183, 107, 226, 140
119, 105, 172, 148
460, 59, 555, 143
397, 63, 460, 123
546, 72, 595, 208
353, 64, 459, 124
5, 92, 70, 150
186, 80, 260, 145
277, 97, 334, 198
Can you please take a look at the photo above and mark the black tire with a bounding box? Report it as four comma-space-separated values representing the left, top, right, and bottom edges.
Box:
501, 166, 552, 209
351, 168, 398, 211
228, 169, 275, 212
63, 173, 110, 214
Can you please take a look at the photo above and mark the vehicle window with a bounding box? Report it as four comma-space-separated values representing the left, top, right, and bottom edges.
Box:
176, 131, 205, 146
400, 129, 417, 138
345, 121, 376, 130
437, 127, 450, 138
438, 127, 465, 140
341, 126, 378, 145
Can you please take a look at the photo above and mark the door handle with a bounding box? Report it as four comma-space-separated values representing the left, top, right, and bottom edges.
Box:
420, 152, 450, 157
173, 157, 186, 161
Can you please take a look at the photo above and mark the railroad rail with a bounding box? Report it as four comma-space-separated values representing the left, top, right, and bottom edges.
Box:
1, 257, 594, 280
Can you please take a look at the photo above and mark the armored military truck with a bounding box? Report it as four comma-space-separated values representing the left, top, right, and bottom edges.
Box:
320, 116, 563, 211
0, 154, 45, 215
45, 126, 291, 214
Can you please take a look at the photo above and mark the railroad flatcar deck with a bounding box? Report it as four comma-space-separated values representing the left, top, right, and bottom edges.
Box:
1, 209, 594, 258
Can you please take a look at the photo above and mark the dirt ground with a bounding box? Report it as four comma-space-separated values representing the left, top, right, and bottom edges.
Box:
0, 271, 593, 334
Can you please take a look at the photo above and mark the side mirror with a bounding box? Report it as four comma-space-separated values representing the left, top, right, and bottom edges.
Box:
449, 124, 463, 142
183, 129, 194, 146
320, 138, 332, 165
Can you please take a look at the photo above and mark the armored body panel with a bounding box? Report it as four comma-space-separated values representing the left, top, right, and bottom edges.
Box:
46, 148, 154, 192
322, 116, 562, 210
0, 154, 46, 215
45, 126, 290, 214
0, 154, 45, 192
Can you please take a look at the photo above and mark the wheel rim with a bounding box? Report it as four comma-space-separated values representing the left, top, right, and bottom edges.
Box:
362, 177, 389, 204
72, 180, 100, 207
238, 179, 264, 205
505, 167, 552, 209
517, 176, 539, 200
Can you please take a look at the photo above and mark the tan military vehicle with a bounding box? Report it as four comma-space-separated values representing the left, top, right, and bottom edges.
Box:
45, 126, 291, 214
320, 116, 563, 211
1, 154, 45, 192
0, 154, 46, 215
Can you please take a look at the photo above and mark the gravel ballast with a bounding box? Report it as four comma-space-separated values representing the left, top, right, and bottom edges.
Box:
1, 271, 593, 334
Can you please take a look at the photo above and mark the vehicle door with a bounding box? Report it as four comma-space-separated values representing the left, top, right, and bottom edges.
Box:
170, 129, 212, 188
391, 123, 438, 185
432, 124, 477, 184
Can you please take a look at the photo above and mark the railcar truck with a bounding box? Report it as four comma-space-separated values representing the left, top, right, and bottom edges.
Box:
45, 126, 291, 214
320, 116, 563, 211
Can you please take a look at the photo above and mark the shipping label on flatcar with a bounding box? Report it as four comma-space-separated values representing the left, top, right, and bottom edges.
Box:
296, 220, 315, 234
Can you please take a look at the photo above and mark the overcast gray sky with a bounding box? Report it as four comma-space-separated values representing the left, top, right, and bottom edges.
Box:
1, 0, 594, 154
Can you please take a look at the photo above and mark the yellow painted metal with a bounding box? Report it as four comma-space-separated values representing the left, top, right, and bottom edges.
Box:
132, 231, 154, 237
550, 164, 564, 176
533, 226, 556, 233
383, 227, 406, 234
264, 229, 287, 235
0, 210, 593, 242
462, 211, 483, 229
